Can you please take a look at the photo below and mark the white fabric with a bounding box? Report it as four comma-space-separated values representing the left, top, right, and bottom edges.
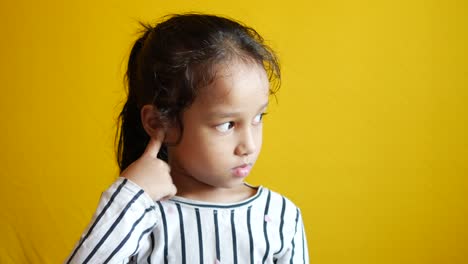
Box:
65, 177, 309, 264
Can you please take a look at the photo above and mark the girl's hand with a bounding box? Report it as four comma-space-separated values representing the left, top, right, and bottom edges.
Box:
120, 130, 177, 201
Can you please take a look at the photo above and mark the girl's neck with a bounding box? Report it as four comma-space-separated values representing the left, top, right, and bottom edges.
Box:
170, 168, 257, 204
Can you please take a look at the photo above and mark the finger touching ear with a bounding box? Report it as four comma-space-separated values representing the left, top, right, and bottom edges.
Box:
144, 130, 165, 158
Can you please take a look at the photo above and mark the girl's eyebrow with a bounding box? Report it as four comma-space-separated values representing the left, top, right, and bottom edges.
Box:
210, 101, 269, 118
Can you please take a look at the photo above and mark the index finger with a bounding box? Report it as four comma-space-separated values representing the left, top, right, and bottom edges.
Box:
144, 129, 165, 158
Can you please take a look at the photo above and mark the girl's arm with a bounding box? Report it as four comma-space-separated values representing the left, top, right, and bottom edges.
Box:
276, 208, 310, 264
65, 131, 177, 263
64, 177, 159, 264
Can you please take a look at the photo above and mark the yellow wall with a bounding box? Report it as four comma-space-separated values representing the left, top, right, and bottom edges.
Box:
1, 0, 467, 263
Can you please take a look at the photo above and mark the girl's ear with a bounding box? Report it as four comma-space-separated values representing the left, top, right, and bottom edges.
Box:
141, 104, 164, 138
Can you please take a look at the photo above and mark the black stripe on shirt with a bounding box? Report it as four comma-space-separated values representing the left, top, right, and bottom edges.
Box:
176, 203, 186, 264
231, 209, 238, 264
274, 197, 286, 255
157, 202, 169, 264
104, 205, 155, 263
262, 190, 271, 263
213, 210, 220, 261
289, 208, 300, 264
66, 179, 128, 264
83, 189, 144, 264
195, 208, 204, 263
247, 206, 254, 264
129, 223, 156, 261
147, 232, 155, 264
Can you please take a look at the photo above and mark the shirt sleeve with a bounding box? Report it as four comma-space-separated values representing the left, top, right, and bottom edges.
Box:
64, 177, 160, 264
276, 208, 309, 264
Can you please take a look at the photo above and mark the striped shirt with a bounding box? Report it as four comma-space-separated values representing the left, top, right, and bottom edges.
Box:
65, 177, 309, 264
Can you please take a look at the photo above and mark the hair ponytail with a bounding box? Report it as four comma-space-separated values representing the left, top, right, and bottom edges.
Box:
116, 26, 153, 173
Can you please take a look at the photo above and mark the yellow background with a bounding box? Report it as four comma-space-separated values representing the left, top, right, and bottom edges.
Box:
1, 0, 467, 263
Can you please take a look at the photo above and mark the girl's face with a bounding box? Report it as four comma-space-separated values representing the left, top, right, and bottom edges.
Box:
167, 61, 270, 200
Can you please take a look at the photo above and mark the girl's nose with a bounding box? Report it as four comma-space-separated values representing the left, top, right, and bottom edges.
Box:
235, 128, 256, 157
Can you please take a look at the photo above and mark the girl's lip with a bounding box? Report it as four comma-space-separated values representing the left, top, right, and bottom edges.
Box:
232, 164, 252, 178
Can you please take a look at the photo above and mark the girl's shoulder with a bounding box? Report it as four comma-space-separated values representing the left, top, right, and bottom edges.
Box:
260, 186, 304, 223
260, 185, 302, 210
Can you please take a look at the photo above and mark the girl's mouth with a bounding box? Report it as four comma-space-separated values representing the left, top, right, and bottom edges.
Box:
232, 164, 252, 178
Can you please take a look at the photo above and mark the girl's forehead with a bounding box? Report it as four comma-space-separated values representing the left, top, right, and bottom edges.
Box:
196, 61, 270, 106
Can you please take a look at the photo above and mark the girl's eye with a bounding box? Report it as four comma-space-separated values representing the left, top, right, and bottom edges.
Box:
253, 113, 267, 124
215, 122, 235, 132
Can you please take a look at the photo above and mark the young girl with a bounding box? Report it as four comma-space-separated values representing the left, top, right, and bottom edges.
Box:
65, 13, 309, 264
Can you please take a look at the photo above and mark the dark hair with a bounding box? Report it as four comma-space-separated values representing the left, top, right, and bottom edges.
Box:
115, 13, 281, 173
